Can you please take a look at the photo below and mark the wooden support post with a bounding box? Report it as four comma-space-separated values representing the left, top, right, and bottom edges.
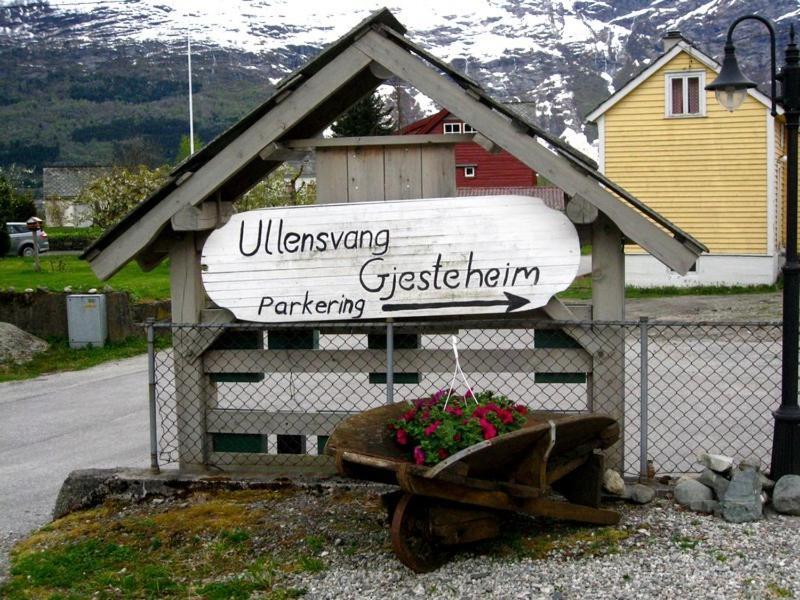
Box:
170, 232, 213, 471
591, 213, 625, 470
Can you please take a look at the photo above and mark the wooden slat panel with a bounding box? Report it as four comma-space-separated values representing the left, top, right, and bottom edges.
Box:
203, 347, 593, 374
286, 133, 471, 147
384, 146, 422, 199
420, 145, 456, 197
316, 148, 349, 204
207, 409, 357, 435
347, 146, 385, 202
209, 452, 335, 469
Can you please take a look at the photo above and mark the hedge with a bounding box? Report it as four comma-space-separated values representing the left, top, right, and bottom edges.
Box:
45, 227, 103, 252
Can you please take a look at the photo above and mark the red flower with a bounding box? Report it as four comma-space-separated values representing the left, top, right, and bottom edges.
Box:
424, 420, 442, 437
479, 418, 497, 440
396, 429, 409, 445
464, 389, 475, 399
515, 405, 528, 415
413, 446, 426, 465
402, 409, 416, 422
437, 448, 449, 460
498, 409, 514, 425
445, 405, 463, 416
453, 433, 462, 442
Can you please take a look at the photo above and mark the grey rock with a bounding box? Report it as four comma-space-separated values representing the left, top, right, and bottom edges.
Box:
773, 475, 800, 515
52, 468, 119, 519
603, 469, 625, 496
624, 483, 655, 504
697, 468, 730, 500
697, 452, 734, 474
688, 499, 719, 514
720, 467, 763, 523
738, 456, 764, 472
674, 479, 713, 507
759, 473, 776, 491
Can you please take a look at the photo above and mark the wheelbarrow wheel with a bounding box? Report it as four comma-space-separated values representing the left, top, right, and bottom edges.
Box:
390, 493, 449, 572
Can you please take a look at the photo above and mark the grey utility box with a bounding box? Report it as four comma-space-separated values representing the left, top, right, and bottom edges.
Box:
67, 294, 107, 349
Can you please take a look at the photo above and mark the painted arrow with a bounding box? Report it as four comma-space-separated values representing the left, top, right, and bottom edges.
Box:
382, 292, 531, 313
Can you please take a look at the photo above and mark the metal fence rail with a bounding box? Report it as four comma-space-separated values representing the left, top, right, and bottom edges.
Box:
147, 318, 782, 477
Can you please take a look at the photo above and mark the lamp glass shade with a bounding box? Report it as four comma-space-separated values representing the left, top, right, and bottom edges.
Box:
715, 87, 748, 112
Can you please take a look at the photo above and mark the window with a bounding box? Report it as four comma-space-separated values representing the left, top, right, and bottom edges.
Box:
464, 166, 476, 178
462, 123, 476, 133
665, 71, 705, 117
443, 122, 462, 134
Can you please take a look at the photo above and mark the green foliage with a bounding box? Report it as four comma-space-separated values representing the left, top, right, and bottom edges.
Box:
45, 226, 103, 251
176, 133, 204, 163
389, 390, 528, 465
237, 164, 316, 211
69, 75, 193, 104
76, 165, 169, 229
331, 91, 394, 137
0, 168, 38, 255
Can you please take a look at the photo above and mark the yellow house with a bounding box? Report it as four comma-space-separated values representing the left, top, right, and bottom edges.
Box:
587, 31, 786, 287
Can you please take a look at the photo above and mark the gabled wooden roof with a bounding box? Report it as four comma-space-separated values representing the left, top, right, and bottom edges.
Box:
82, 7, 706, 280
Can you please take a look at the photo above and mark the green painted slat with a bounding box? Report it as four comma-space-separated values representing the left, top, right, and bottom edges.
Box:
369, 372, 421, 384
212, 433, 265, 453
209, 329, 264, 383
535, 329, 581, 349
536, 372, 587, 384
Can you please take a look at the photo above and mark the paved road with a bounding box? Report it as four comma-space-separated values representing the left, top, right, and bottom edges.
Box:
0, 354, 150, 579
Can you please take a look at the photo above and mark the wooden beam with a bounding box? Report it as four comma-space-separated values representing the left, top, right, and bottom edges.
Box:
353, 30, 697, 274
285, 133, 472, 148
203, 348, 592, 374
207, 409, 357, 435
88, 44, 374, 280
171, 201, 234, 231
474, 133, 501, 154
258, 142, 309, 162
565, 195, 599, 225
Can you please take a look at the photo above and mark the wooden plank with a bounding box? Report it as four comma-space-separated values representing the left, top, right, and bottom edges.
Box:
420, 145, 456, 198
88, 45, 374, 280
171, 201, 234, 231
316, 147, 349, 204
206, 409, 357, 435
347, 146, 385, 202
170, 233, 211, 470
201, 197, 580, 323
383, 145, 422, 200
352, 30, 698, 274
208, 452, 335, 470
591, 214, 625, 470
286, 134, 471, 148
203, 347, 593, 374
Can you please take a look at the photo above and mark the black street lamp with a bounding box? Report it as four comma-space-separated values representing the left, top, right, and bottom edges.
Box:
707, 17, 800, 480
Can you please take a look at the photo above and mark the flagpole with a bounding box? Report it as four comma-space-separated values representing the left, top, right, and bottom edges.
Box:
187, 30, 195, 155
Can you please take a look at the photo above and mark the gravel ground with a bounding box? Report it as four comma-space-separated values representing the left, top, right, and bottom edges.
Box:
280, 484, 800, 600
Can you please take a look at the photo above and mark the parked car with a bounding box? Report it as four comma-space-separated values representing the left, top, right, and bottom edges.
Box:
5, 222, 50, 257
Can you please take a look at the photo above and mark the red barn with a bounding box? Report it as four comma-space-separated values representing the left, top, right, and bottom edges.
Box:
401, 108, 538, 188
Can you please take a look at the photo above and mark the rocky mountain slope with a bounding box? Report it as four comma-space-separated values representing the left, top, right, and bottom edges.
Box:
0, 0, 797, 184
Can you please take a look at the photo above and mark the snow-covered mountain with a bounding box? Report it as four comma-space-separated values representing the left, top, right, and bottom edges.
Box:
0, 0, 797, 173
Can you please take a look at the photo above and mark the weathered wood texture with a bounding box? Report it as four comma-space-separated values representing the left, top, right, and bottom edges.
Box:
203, 348, 592, 374
315, 143, 455, 203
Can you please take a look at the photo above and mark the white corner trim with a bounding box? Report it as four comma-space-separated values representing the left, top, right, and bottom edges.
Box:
586, 42, 782, 122
767, 110, 777, 256
597, 115, 605, 174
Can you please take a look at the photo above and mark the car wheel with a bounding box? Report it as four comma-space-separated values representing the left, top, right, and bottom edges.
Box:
20, 245, 34, 257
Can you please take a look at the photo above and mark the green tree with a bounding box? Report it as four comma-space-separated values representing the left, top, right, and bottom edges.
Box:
237, 164, 316, 212
0, 168, 38, 256
175, 134, 204, 164
76, 165, 169, 230
331, 92, 394, 137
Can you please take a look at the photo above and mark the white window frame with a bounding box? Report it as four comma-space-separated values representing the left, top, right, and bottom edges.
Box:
462, 123, 476, 133
664, 70, 706, 118
443, 121, 462, 134
464, 166, 476, 178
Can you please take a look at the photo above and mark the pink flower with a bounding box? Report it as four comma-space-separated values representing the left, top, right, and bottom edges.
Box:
396, 429, 409, 445
515, 405, 528, 415
432, 388, 447, 402
498, 409, 514, 425
402, 409, 417, 422
424, 420, 442, 437
437, 448, 449, 461
464, 389, 475, 399
413, 446, 426, 465
445, 405, 463, 416
479, 418, 497, 440
453, 433, 462, 442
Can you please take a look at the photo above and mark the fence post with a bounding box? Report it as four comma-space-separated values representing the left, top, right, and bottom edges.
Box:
639, 316, 649, 482
386, 319, 394, 405
146, 318, 160, 473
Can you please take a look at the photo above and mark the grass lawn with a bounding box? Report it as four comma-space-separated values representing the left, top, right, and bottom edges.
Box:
558, 275, 780, 301
0, 255, 170, 301
0, 336, 150, 382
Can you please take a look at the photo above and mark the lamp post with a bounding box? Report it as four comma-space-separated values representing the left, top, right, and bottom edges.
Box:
707, 17, 800, 479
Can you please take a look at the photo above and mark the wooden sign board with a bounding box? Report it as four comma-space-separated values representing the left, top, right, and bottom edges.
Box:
201, 196, 580, 323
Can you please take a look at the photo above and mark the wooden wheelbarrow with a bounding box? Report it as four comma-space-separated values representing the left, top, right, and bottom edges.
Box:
325, 402, 621, 572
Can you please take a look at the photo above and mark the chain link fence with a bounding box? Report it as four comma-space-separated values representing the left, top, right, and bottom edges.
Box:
147, 318, 782, 477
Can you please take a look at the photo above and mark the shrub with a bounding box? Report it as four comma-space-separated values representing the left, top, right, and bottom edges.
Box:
45, 227, 103, 251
